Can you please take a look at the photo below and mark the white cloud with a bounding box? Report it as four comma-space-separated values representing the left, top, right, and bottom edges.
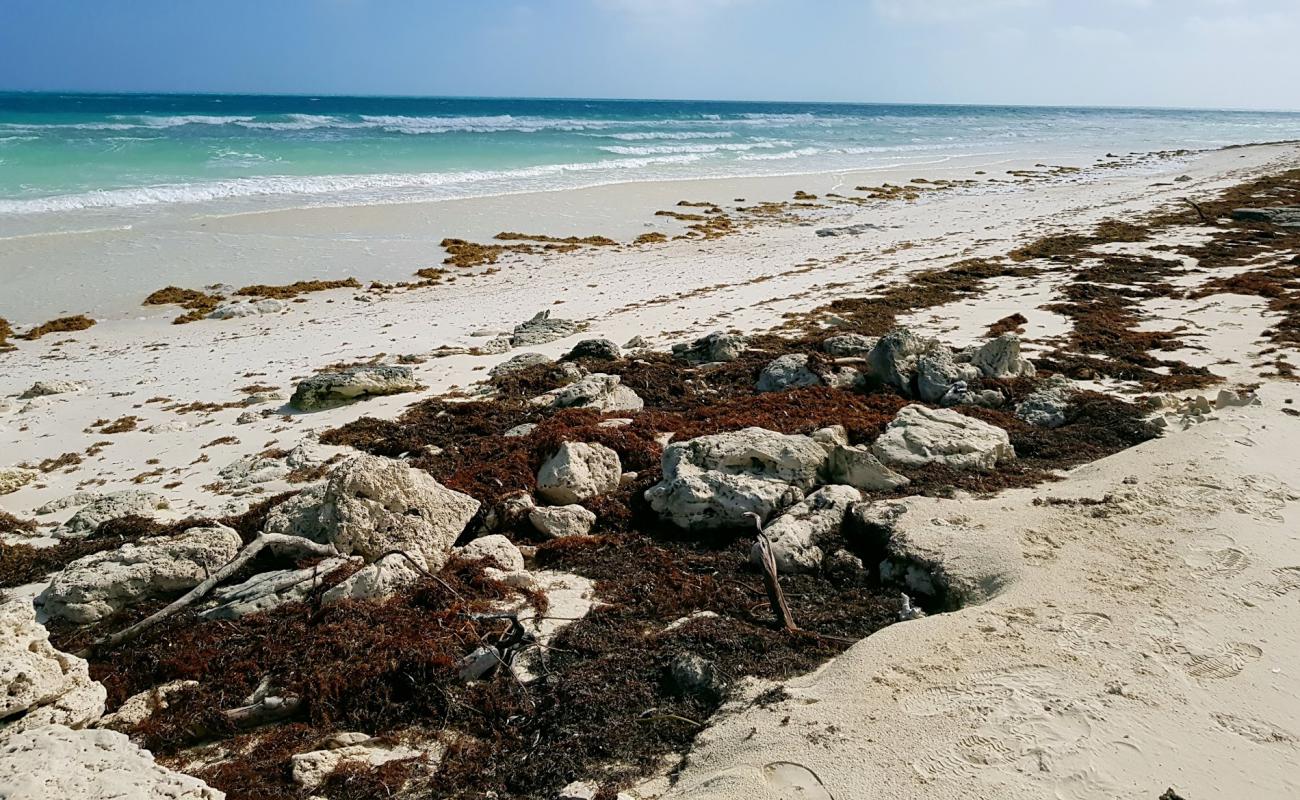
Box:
872, 0, 1041, 23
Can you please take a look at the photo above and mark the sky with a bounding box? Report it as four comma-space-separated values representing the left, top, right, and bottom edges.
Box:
2, 0, 1298, 110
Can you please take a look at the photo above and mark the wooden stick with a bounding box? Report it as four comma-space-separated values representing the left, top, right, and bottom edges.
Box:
1181, 197, 1213, 225
87, 533, 338, 655
221, 695, 302, 728
746, 513, 797, 632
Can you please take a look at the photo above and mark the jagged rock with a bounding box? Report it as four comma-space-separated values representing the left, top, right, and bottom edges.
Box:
672, 331, 747, 364
482, 492, 536, 532
1015, 374, 1075, 428
289, 366, 420, 411
624, 335, 650, 350
970, 333, 1036, 379
208, 299, 285, 319
217, 454, 288, 490
291, 734, 428, 790
560, 782, 600, 800
0, 725, 226, 799
39, 525, 243, 624
867, 328, 930, 394
35, 491, 100, 515
19, 380, 86, 399
261, 484, 329, 541
503, 422, 537, 438
321, 552, 424, 605
319, 454, 479, 570
0, 467, 39, 496
872, 405, 1014, 471
815, 223, 880, 237
756, 354, 823, 393
0, 601, 105, 734
915, 347, 979, 403
529, 504, 597, 538
240, 391, 283, 407
201, 558, 354, 619
489, 352, 552, 377
1232, 207, 1300, 228
97, 680, 197, 733
531, 373, 644, 412
564, 338, 621, 361
821, 334, 878, 357
939, 380, 1005, 409
235, 411, 259, 425
752, 485, 860, 573
645, 428, 826, 530
811, 425, 849, 451
1216, 388, 1260, 409
457, 535, 525, 571
476, 335, 513, 355
827, 445, 911, 491
536, 443, 622, 504
510, 310, 582, 347
669, 652, 726, 698
824, 367, 866, 390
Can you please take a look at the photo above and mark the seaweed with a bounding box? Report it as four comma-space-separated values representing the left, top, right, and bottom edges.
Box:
17, 314, 96, 341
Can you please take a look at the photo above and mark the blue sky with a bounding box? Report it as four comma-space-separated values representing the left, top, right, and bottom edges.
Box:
2, 0, 1298, 109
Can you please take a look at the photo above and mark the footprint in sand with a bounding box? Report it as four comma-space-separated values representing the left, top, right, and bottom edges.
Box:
1056, 611, 1112, 654
1246, 566, 1300, 599
1184, 547, 1251, 577
762, 762, 834, 800
1183, 642, 1264, 680
1212, 712, 1298, 745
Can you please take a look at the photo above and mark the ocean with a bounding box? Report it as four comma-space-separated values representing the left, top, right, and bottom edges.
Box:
4, 93, 1300, 217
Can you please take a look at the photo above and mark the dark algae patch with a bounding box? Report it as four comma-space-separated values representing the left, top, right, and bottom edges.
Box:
17, 314, 96, 341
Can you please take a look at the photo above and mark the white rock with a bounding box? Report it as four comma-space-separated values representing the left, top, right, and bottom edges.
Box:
827, 444, 911, 491
35, 491, 101, 516
672, 331, 747, 364
0, 467, 39, 496
531, 373, 644, 412
1015, 374, 1075, 428
536, 442, 622, 504
39, 525, 243, 624
510, 310, 581, 347
753, 485, 860, 573
645, 427, 827, 530
970, 333, 1036, 379
217, 454, 289, 490
822, 334, 877, 357
321, 552, 425, 605
811, 425, 849, 451
19, 380, 86, 399
871, 405, 1014, 471
457, 535, 525, 571
262, 484, 329, 541
529, 505, 598, 538
0, 601, 106, 734
97, 680, 197, 733
58, 491, 169, 537
756, 354, 823, 392
319, 455, 479, 570
490, 352, 552, 377
290, 366, 420, 411
0, 725, 225, 799
503, 422, 538, 437
291, 737, 428, 790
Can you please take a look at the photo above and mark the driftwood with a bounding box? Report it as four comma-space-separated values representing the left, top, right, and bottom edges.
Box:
86, 532, 339, 656
1181, 197, 1213, 225
746, 513, 797, 632
221, 694, 303, 728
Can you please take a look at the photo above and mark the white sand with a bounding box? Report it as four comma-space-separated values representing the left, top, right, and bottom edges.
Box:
2, 141, 1299, 799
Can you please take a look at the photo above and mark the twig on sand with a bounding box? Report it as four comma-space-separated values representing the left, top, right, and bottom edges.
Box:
1181, 197, 1213, 225
86, 532, 338, 656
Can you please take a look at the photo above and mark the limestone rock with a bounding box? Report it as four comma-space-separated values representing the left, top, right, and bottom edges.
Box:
871, 405, 1014, 471
290, 366, 419, 411
503, 422, 537, 438
752, 485, 860, 573
0, 601, 105, 734
645, 428, 826, 530
756, 354, 823, 393
529, 504, 597, 538
510, 310, 582, 347
0, 467, 39, 496
1232, 207, 1300, 228
0, 725, 225, 799
669, 652, 726, 698
811, 425, 849, 451
482, 492, 536, 532
97, 680, 197, 733
1015, 374, 1075, 428
201, 558, 354, 619
672, 331, 747, 364
208, 299, 285, 319
489, 352, 552, 378
970, 333, 1036, 379
536, 443, 622, 504
54, 490, 170, 539
822, 334, 878, 357
319, 454, 479, 570
262, 484, 330, 541
867, 328, 931, 395
915, 347, 979, 404
531, 373, 644, 412
564, 338, 621, 361
457, 535, 525, 571
291, 735, 427, 791
321, 552, 424, 605
19, 380, 86, 399
827, 444, 911, 491
39, 525, 244, 624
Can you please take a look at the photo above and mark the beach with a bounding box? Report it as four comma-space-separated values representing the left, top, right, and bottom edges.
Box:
2, 134, 1300, 800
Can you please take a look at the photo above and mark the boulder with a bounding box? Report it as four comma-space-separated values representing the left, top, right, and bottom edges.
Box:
871, 405, 1014, 471
531, 373, 644, 412
0, 725, 226, 799
672, 331, 747, 364
216, 454, 289, 491
482, 492, 536, 533
1231, 207, 1300, 228
669, 652, 726, 698
645, 428, 827, 530
289, 366, 420, 411
624, 335, 650, 350
969, 333, 1036, 379
939, 381, 1005, 409
1015, 374, 1075, 428
510, 310, 582, 347
503, 422, 538, 438
291, 736, 426, 790
756, 354, 823, 393
564, 338, 621, 361
821, 333, 878, 358
457, 535, 525, 572
489, 352, 552, 378
536, 442, 622, 504
867, 328, 931, 394
97, 680, 197, 733
752, 485, 860, 573
261, 484, 330, 541
200, 558, 354, 619
55, 490, 170, 538
915, 348, 979, 403
321, 552, 425, 605
529, 505, 598, 538
826, 445, 911, 492
19, 380, 86, 399
319, 454, 479, 570
0, 601, 105, 734
811, 425, 849, 451
208, 299, 285, 319
40, 525, 243, 624
0, 467, 39, 496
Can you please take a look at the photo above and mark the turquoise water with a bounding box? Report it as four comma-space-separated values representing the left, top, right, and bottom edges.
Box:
4, 93, 1300, 215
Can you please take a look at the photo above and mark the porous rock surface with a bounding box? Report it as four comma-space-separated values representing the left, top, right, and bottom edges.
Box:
871, 405, 1014, 471
531, 373, 644, 412
290, 365, 419, 411
0, 601, 105, 734
754, 485, 861, 573
536, 442, 622, 504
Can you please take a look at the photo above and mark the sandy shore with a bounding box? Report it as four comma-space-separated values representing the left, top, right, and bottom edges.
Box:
2, 141, 1299, 798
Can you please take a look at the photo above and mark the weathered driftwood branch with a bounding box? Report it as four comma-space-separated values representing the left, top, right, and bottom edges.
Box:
1181, 197, 1213, 225
221, 694, 303, 728
745, 513, 797, 632
87, 533, 338, 655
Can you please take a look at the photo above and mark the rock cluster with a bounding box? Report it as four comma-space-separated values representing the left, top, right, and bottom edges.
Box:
672, 331, 747, 364
510, 310, 582, 347
531, 373, 644, 412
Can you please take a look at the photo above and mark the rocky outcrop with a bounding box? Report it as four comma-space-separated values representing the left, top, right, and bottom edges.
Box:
871, 405, 1014, 471
201, 558, 355, 619
915, 347, 979, 403
0, 601, 105, 734
756, 354, 823, 393
40, 525, 243, 624
1015, 374, 1075, 428
1232, 207, 1300, 228
645, 428, 827, 530
97, 680, 197, 733
290, 733, 428, 791
968, 333, 1036, 379
529, 504, 598, 538
321, 552, 424, 605
826, 445, 911, 491
261, 484, 330, 541
536, 443, 622, 504
564, 338, 621, 361
510, 310, 582, 347
457, 535, 525, 572
489, 352, 552, 377
821, 334, 877, 357
0, 467, 38, 496
319, 454, 479, 570
0, 725, 225, 799
208, 299, 286, 319
58, 491, 169, 538
753, 485, 860, 573
531, 373, 644, 412
290, 366, 420, 411
19, 380, 86, 399
672, 331, 747, 364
